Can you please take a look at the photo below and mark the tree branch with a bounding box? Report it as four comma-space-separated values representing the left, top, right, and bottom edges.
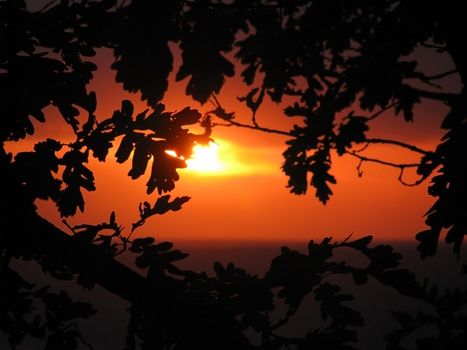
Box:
398, 168, 427, 187
406, 69, 459, 89
352, 153, 428, 185
34, 0, 57, 13
212, 118, 292, 136
411, 88, 460, 102
424, 69, 458, 81
346, 150, 420, 169
5, 211, 146, 303
208, 95, 292, 136
209, 96, 435, 186
365, 138, 431, 155
268, 306, 297, 331
366, 102, 398, 121
421, 42, 447, 52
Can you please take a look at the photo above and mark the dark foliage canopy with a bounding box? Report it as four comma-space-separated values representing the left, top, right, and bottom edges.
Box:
1, 0, 466, 349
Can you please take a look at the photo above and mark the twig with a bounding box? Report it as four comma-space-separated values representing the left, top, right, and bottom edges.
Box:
211, 122, 234, 128
351, 152, 428, 186
210, 93, 222, 109
112, 242, 129, 257
209, 94, 291, 136
424, 69, 458, 81
346, 151, 420, 169
398, 168, 427, 187
269, 306, 297, 331
268, 333, 303, 345
73, 321, 95, 350
407, 72, 442, 89
407, 69, 459, 89
352, 142, 370, 153
365, 138, 431, 155
366, 102, 398, 121
421, 42, 447, 52
62, 219, 77, 235
35, 0, 57, 13
251, 86, 266, 127
411, 88, 459, 102
211, 117, 291, 136
356, 159, 364, 177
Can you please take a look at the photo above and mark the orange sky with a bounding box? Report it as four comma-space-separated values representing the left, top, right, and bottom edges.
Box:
7, 48, 459, 244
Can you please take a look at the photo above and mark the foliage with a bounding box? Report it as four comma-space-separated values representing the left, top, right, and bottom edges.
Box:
1, 0, 467, 349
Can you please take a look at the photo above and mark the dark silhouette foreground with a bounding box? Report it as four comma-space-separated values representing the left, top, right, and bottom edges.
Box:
1, 1, 466, 349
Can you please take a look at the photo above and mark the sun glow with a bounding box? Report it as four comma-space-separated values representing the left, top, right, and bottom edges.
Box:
165, 139, 273, 176
186, 142, 224, 172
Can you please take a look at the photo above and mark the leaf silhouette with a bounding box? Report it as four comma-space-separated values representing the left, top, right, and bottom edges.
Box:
131, 195, 190, 232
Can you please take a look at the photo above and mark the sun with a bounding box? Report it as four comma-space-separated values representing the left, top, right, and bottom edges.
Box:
166, 142, 224, 174
165, 139, 264, 176
185, 142, 224, 172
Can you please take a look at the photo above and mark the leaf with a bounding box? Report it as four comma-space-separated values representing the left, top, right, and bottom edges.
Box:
86, 132, 115, 162
177, 48, 234, 103
121, 100, 134, 119
57, 185, 85, 217
211, 107, 235, 121
112, 41, 172, 106
282, 134, 309, 195
308, 149, 336, 204
394, 84, 420, 122
57, 150, 96, 216
347, 235, 373, 250
115, 134, 135, 163
335, 115, 369, 155
130, 237, 156, 253
416, 228, 441, 258
214, 261, 225, 279
160, 249, 189, 263
445, 224, 464, 257
265, 247, 321, 308
377, 269, 422, 298
87, 91, 97, 114
314, 283, 364, 327
284, 103, 309, 118
237, 86, 265, 115
146, 152, 186, 195
111, 101, 134, 128
109, 211, 116, 225
366, 244, 402, 271
128, 140, 151, 179
156, 241, 174, 252
416, 152, 439, 179
131, 196, 191, 232
351, 269, 368, 285
172, 107, 201, 126
72, 225, 99, 243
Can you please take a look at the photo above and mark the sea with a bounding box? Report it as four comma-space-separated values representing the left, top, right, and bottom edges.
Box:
2, 240, 466, 350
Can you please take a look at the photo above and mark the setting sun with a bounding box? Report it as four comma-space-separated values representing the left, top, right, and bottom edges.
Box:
186, 142, 224, 172
165, 139, 274, 176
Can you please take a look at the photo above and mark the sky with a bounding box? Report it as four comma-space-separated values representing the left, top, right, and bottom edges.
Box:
7, 45, 460, 244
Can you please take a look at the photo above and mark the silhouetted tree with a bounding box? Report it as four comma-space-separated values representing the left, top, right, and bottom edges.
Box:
1, 0, 466, 349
